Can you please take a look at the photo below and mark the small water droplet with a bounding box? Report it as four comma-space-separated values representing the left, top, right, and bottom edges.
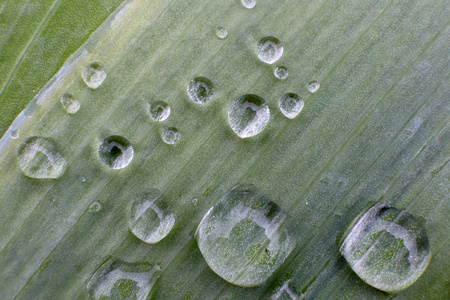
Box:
192, 197, 199, 206
228, 94, 270, 138
241, 0, 256, 9
82, 62, 107, 89
187, 77, 214, 104
256, 36, 283, 64
307, 81, 320, 93
216, 27, 228, 39
60, 93, 80, 114
279, 93, 304, 119
195, 184, 295, 287
81, 176, 87, 182
161, 127, 180, 145
340, 204, 431, 293
274, 66, 288, 80
17, 136, 67, 179
88, 201, 102, 212
98, 136, 134, 169
10, 129, 19, 139
148, 101, 170, 122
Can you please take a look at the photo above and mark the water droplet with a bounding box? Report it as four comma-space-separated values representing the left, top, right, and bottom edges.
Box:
274, 66, 288, 80
187, 77, 214, 104
256, 36, 283, 64
60, 93, 80, 114
192, 197, 199, 206
279, 93, 304, 119
228, 94, 270, 138
216, 27, 228, 39
17, 136, 67, 179
88, 202, 102, 212
307, 81, 320, 93
81, 176, 87, 183
195, 184, 295, 287
98, 136, 134, 169
87, 259, 160, 300
82, 62, 107, 89
340, 204, 431, 293
10, 129, 19, 139
241, 0, 256, 9
128, 190, 175, 244
161, 127, 180, 144
148, 101, 170, 122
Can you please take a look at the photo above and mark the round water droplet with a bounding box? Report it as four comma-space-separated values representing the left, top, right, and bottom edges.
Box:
228, 94, 270, 138
88, 201, 102, 212
161, 127, 180, 144
98, 136, 134, 169
81, 176, 87, 183
17, 136, 67, 179
307, 81, 320, 93
10, 129, 19, 139
279, 93, 304, 119
149, 101, 170, 122
256, 36, 283, 64
216, 27, 228, 39
60, 93, 80, 114
128, 190, 175, 244
82, 62, 107, 89
274, 66, 288, 80
87, 259, 160, 300
196, 184, 295, 287
241, 0, 256, 9
187, 77, 214, 104
340, 204, 431, 293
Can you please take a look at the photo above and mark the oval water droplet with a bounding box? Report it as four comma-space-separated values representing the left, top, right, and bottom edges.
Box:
187, 77, 214, 104
148, 101, 170, 122
87, 259, 160, 300
60, 93, 80, 114
256, 36, 283, 64
128, 190, 175, 244
279, 93, 304, 119
228, 94, 270, 138
307, 81, 320, 93
17, 136, 67, 179
161, 127, 180, 144
98, 136, 134, 169
274, 66, 288, 80
82, 62, 107, 89
340, 204, 431, 293
241, 0, 256, 9
216, 27, 228, 39
196, 184, 295, 287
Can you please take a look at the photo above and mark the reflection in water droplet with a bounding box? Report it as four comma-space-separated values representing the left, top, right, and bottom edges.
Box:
60, 93, 80, 114
98, 136, 134, 169
307, 81, 320, 93
187, 77, 214, 104
340, 204, 431, 293
87, 259, 160, 300
241, 0, 256, 9
162, 127, 180, 145
149, 101, 170, 122
196, 184, 295, 287
279, 93, 304, 119
82, 62, 107, 89
228, 94, 270, 138
256, 36, 283, 64
88, 202, 102, 212
274, 66, 288, 80
216, 27, 228, 39
17, 136, 67, 179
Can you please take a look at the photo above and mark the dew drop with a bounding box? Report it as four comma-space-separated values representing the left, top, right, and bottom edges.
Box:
17, 136, 67, 179
196, 184, 295, 287
279, 93, 304, 119
307, 81, 320, 93
148, 101, 170, 122
241, 0, 256, 9
98, 135, 134, 169
274, 66, 288, 80
256, 36, 283, 64
60, 93, 80, 114
161, 127, 180, 145
82, 62, 107, 89
81, 176, 87, 183
228, 94, 270, 138
340, 204, 431, 293
10, 129, 19, 139
216, 27, 228, 39
187, 77, 214, 104
88, 201, 102, 213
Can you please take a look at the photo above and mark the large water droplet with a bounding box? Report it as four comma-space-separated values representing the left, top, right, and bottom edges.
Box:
98, 136, 134, 169
241, 0, 256, 9
17, 136, 67, 179
60, 93, 80, 114
87, 259, 160, 300
196, 184, 295, 287
228, 94, 270, 138
279, 93, 304, 119
82, 62, 107, 89
216, 27, 228, 39
256, 36, 283, 64
128, 190, 175, 244
340, 204, 431, 293
187, 77, 214, 104
161, 127, 180, 144
307, 81, 320, 93
274, 66, 288, 80
148, 101, 170, 122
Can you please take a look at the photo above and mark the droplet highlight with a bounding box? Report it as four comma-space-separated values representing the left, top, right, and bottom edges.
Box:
228, 94, 270, 138
241, 0, 256, 9
98, 135, 134, 169
161, 127, 180, 144
274, 66, 288, 80
187, 77, 214, 104
216, 27, 228, 39
60, 93, 80, 114
148, 101, 170, 122
82, 62, 107, 89
279, 93, 304, 119
307, 81, 320, 93
256, 36, 283, 64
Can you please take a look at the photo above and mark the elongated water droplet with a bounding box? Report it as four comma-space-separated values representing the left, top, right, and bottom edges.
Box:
17, 136, 67, 179
216, 27, 228, 39
161, 127, 180, 144
60, 93, 80, 114
279, 93, 304, 119
274, 66, 288, 80
187, 77, 214, 104
98, 136, 134, 169
82, 62, 107, 89
87, 259, 160, 300
340, 204, 431, 293
241, 0, 256, 9
256, 36, 283, 64
228, 94, 270, 138
307, 81, 320, 93
196, 184, 295, 287
148, 101, 170, 122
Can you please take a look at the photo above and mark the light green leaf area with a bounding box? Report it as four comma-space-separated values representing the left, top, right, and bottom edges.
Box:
0, 0, 449, 299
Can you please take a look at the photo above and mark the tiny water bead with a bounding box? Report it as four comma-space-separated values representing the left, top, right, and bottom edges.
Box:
10, 129, 19, 139
195, 184, 295, 287
256, 36, 283, 64
82, 62, 107, 89
279, 93, 304, 119
307, 81, 320, 93
60, 93, 80, 114
88, 202, 102, 213
274, 66, 288, 80
17, 136, 67, 179
241, 0, 256, 9
98, 136, 134, 169
340, 204, 431, 293
161, 127, 180, 144
87, 260, 160, 300
215, 27, 228, 39
187, 77, 214, 104
148, 101, 170, 122
228, 94, 270, 138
